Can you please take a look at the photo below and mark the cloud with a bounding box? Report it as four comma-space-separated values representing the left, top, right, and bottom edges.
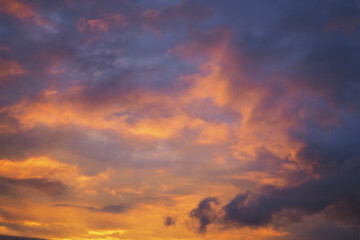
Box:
224, 174, 359, 227
77, 14, 127, 33
0, 157, 79, 180
191, 169, 359, 232
0, 0, 37, 19
294, 117, 360, 173
190, 116, 360, 232
0, 235, 46, 240
325, 16, 360, 33
189, 197, 220, 233
52, 203, 131, 214
163, 215, 176, 227
0, 176, 68, 197
1, 0, 359, 239
140, 0, 212, 31
0, 60, 26, 83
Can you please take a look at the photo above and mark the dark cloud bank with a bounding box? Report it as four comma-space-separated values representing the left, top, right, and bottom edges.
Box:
191, 160, 359, 235
189, 0, 360, 238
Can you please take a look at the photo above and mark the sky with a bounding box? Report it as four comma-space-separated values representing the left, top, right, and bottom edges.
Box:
0, 0, 359, 239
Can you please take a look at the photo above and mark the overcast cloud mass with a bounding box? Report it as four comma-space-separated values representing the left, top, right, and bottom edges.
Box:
0, 0, 359, 239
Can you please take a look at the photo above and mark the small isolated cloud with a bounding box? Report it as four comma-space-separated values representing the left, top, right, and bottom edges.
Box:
163, 215, 176, 227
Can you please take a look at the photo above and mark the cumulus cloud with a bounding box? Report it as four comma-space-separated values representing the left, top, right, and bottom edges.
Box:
190, 116, 360, 232
224, 174, 359, 226
189, 197, 220, 233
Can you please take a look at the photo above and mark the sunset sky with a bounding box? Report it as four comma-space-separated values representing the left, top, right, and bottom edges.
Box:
0, 0, 359, 239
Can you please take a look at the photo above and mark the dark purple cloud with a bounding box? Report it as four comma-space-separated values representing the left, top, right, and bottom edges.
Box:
189, 197, 219, 233
52, 203, 130, 214
164, 215, 177, 227
0, 177, 68, 197
190, 116, 360, 232
0, 235, 46, 240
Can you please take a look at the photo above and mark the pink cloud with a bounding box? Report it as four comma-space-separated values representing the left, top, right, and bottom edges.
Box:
77, 13, 127, 33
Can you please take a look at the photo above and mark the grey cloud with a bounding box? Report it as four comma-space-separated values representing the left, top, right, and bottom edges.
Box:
189, 197, 219, 233
0, 177, 68, 197
52, 203, 131, 214
224, 174, 359, 227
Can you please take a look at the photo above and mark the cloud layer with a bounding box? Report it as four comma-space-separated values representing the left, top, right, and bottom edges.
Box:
0, 0, 359, 239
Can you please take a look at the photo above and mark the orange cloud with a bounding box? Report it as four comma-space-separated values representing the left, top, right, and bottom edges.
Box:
197, 122, 229, 144
0, 60, 26, 82
87, 19, 109, 32
235, 171, 287, 187
7, 86, 233, 143
7, 89, 127, 132
3, 26, 302, 173
0, 156, 117, 202
0, 156, 82, 185
128, 114, 189, 138
0, 0, 37, 19
180, 64, 230, 107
